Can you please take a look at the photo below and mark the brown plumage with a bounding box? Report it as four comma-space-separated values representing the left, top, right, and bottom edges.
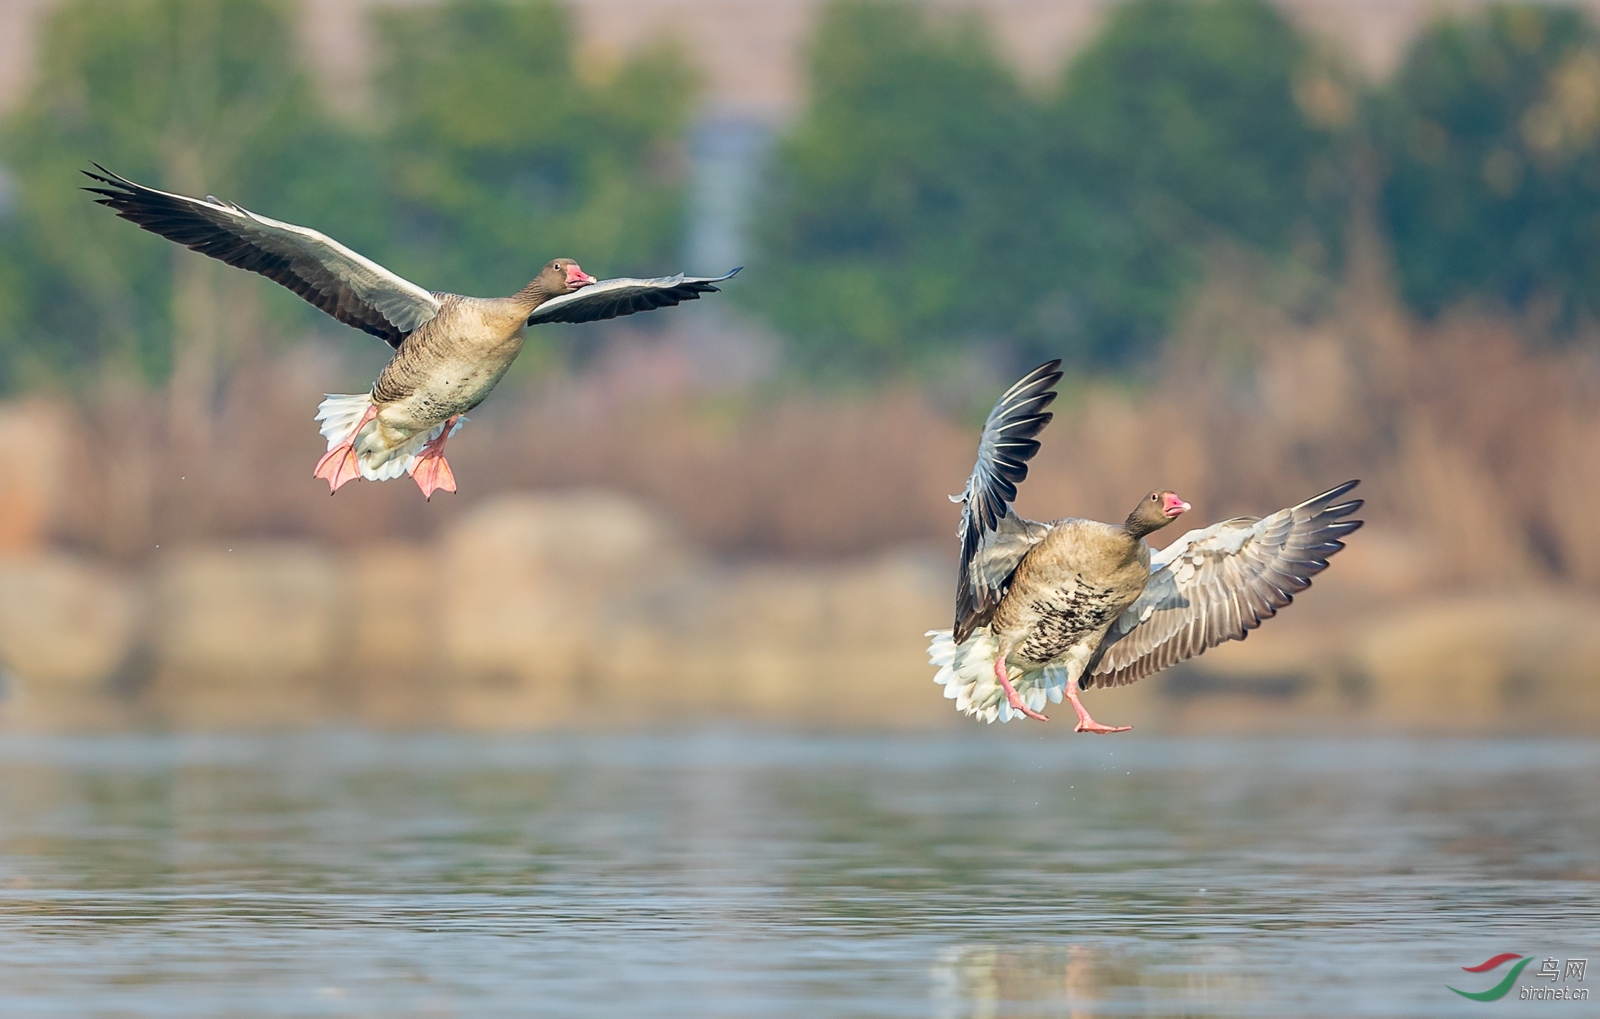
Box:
988, 492, 1186, 674
929, 362, 1363, 730
368, 261, 582, 417
82, 165, 738, 497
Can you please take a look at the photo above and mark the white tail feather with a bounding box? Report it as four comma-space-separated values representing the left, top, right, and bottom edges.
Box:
926, 628, 1069, 723
313, 395, 467, 483
315, 393, 373, 449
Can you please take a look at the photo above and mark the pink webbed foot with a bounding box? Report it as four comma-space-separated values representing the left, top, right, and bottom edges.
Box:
409, 417, 459, 500
410, 453, 456, 500
1074, 719, 1133, 735
313, 404, 377, 494
1065, 682, 1131, 734
994, 656, 1049, 721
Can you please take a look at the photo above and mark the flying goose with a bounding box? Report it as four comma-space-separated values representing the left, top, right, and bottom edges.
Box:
83, 165, 739, 497
928, 361, 1363, 730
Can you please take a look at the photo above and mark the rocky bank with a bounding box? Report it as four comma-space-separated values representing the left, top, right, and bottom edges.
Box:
1, 490, 1598, 733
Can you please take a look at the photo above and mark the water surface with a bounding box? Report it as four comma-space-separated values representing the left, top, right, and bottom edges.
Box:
0, 733, 1595, 1017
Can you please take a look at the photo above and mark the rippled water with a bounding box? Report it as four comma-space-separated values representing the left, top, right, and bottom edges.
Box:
0, 732, 1595, 1017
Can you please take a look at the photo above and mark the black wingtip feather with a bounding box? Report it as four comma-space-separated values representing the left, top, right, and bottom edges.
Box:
1302, 479, 1361, 509
79, 162, 421, 347
952, 359, 1069, 637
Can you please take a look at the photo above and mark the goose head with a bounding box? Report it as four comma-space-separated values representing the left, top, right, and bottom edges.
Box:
1126, 489, 1189, 539
537, 258, 597, 296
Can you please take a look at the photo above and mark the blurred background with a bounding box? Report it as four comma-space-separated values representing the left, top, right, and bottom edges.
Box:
2, 0, 1599, 733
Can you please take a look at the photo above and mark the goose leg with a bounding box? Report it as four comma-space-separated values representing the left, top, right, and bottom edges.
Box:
409, 416, 459, 500
313, 404, 378, 494
1065, 682, 1131, 734
994, 655, 1049, 721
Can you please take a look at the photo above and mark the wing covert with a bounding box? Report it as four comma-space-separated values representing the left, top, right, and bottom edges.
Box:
953, 360, 1063, 641
83, 164, 439, 347
527, 269, 740, 325
1084, 481, 1363, 689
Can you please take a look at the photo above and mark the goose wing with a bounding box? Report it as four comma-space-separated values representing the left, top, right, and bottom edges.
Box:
83, 165, 439, 348
1083, 481, 1363, 689
953, 360, 1063, 642
527, 268, 741, 325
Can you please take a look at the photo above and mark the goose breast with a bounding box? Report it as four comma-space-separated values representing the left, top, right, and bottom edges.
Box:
992, 520, 1153, 667
372, 296, 529, 416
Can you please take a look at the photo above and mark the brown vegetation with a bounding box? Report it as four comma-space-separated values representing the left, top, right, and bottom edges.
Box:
8, 261, 1600, 732
16, 255, 1600, 597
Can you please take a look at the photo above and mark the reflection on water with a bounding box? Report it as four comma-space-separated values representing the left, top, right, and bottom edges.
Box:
0, 733, 1595, 1017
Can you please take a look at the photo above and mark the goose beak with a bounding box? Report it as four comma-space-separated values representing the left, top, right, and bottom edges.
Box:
565, 265, 596, 289
1162, 493, 1190, 518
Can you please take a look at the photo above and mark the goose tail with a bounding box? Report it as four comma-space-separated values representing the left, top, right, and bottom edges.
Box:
926, 629, 1070, 724
315, 394, 374, 446
314, 395, 465, 482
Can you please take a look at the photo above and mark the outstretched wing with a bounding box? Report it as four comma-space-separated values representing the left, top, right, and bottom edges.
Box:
83, 164, 439, 348
527, 268, 741, 325
1083, 481, 1363, 689
952, 360, 1063, 642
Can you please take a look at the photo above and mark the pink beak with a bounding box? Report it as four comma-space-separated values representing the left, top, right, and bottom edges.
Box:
1162, 492, 1190, 518
565, 264, 596, 289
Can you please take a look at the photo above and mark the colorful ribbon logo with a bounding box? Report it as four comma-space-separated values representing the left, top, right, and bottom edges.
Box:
1448, 954, 1531, 1001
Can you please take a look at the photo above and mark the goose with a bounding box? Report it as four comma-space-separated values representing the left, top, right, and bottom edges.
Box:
928, 361, 1363, 730
83, 165, 739, 497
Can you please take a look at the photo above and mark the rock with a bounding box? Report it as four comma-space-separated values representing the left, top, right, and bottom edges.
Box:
345, 542, 446, 727
437, 491, 686, 728
433, 494, 974, 729
149, 543, 346, 728
348, 542, 440, 671
0, 400, 71, 554
0, 554, 138, 691
0, 553, 139, 729
705, 552, 963, 724
1356, 593, 1600, 732
8, 485, 1600, 734
601, 550, 996, 727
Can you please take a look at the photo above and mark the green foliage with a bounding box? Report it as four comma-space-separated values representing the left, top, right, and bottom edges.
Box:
747, 0, 1346, 376
1060, 0, 1344, 252
1375, 4, 1600, 322
0, 0, 371, 389
0, 0, 697, 394
373, 0, 697, 296
747, 1, 1035, 375
1040, 0, 1348, 361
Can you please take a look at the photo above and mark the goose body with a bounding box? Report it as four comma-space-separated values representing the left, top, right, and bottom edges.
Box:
929, 361, 1363, 729
84, 165, 739, 497
315, 293, 539, 486
990, 519, 1153, 669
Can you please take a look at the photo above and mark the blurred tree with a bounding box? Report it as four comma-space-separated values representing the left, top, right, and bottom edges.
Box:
1039, 0, 1349, 363
1375, 4, 1600, 324
747, 0, 1347, 376
744, 0, 1036, 376
372, 0, 697, 298
0, 0, 377, 400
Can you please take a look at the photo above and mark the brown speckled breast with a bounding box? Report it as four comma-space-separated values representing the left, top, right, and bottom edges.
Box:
992, 519, 1153, 667
371, 295, 531, 417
